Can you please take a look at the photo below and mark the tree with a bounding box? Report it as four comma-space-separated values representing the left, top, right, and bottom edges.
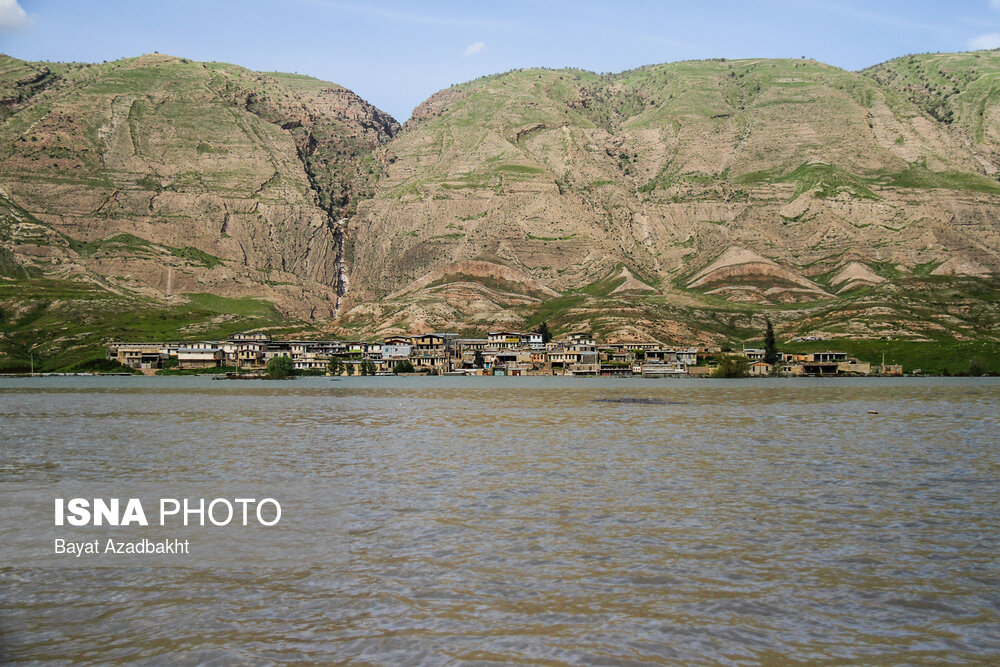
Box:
473, 350, 485, 368
327, 357, 343, 376
360, 359, 376, 375
711, 354, 750, 378
534, 321, 552, 343
266, 355, 294, 379
393, 360, 414, 374
763, 317, 778, 365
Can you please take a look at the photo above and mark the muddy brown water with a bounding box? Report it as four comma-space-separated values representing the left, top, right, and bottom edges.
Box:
2, 376, 999, 664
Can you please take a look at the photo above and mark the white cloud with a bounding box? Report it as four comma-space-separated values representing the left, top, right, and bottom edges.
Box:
0, 0, 32, 32
969, 32, 1000, 49
462, 41, 486, 57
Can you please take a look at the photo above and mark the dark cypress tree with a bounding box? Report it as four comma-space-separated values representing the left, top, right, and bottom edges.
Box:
763, 317, 778, 365
535, 321, 552, 343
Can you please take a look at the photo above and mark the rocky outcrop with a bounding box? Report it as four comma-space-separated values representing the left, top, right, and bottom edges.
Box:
830, 262, 885, 293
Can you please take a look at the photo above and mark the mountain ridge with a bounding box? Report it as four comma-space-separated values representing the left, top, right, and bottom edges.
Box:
1, 50, 999, 370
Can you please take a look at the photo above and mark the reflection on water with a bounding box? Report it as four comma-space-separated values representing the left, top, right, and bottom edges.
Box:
2, 376, 1000, 663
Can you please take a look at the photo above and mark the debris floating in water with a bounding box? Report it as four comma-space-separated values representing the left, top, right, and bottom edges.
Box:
868, 409, 879, 414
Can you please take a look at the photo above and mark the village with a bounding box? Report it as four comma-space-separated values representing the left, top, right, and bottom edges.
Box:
107, 330, 904, 377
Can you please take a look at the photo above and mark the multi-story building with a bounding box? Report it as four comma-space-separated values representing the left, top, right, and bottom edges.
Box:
109, 342, 165, 370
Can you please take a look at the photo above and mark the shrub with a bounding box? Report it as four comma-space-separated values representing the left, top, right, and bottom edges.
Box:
711, 354, 750, 378
393, 360, 415, 374
265, 356, 294, 379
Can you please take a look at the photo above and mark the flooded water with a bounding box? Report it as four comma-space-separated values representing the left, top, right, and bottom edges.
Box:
2, 376, 999, 664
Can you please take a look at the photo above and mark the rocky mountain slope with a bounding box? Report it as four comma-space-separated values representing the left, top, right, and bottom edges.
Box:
340, 56, 1000, 342
2, 51, 1000, 368
0, 53, 397, 319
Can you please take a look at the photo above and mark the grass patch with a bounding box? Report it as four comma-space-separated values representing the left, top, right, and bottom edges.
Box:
168, 246, 223, 268
877, 165, 1000, 194
0, 280, 303, 371
784, 339, 1000, 375
783, 162, 878, 200
496, 164, 545, 175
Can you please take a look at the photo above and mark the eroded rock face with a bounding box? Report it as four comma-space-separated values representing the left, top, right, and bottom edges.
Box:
0, 53, 397, 318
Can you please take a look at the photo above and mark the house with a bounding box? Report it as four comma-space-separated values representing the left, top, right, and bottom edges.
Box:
641, 362, 687, 377
382, 344, 413, 361
177, 346, 223, 369
236, 340, 267, 368
749, 360, 773, 376
456, 338, 489, 351
229, 332, 271, 342
409, 333, 455, 371
293, 354, 329, 373
567, 332, 595, 349
488, 331, 522, 349
523, 332, 544, 350
111, 343, 165, 370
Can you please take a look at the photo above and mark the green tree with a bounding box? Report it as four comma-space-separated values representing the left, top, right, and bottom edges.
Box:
711, 354, 750, 378
360, 359, 376, 375
393, 360, 414, 374
327, 357, 343, 376
473, 350, 485, 368
534, 321, 552, 343
763, 317, 778, 365
266, 355, 294, 379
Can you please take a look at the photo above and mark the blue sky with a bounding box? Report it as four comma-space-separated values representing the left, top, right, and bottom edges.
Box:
2, 1, 1000, 121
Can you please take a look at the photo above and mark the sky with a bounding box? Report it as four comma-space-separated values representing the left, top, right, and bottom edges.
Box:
2, 0, 1000, 122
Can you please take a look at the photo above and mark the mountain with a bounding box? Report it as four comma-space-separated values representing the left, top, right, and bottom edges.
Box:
341, 56, 1000, 343
2, 51, 999, 370
0, 53, 396, 312
0, 53, 397, 368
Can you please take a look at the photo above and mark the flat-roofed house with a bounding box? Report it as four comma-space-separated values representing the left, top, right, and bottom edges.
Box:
382, 344, 413, 360
567, 332, 596, 349
523, 332, 544, 350
488, 331, 522, 349
410, 333, 455, 372
177, 346, 223, 369
110, 342, 165, 369
293, 354, 329, 373
229, 332, 271, 342
236, 340, 266, 368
